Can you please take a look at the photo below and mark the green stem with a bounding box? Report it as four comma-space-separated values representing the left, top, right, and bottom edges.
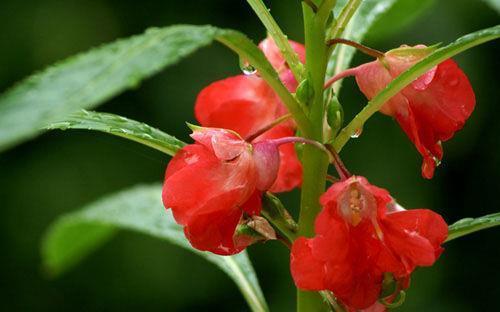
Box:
215, 30, 312, 137
327, 0, 362, 40
246, 0, 306, 81
298, 0, 329, 239
326, 0, 362, 93
296, 1, 331, 311
261, 210, 297, 243
316, 0, 337, 24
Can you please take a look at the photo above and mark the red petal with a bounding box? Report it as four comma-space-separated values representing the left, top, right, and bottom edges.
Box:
342, 270, 383, 310
184, 191, 244, 255
194, 75, 279, 137
354, 49, 475, 179
382, 209, 448, 273
399, 59, 475, 178
240, 190, 262, 216
290, 237, 326, 290
360, 302, 387, 312
258, 37, 305, 73
163, 144, 222, 224
255, 125, 302, 192
163, 141, 257, 252
310, 209, 350, 262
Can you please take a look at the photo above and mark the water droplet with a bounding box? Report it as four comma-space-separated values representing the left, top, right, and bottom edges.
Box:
350, 127, 363, 138
239, 57, 257, 75
433, 156, 442, 167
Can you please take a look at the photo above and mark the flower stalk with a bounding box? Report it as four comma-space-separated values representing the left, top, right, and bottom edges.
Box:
296, 0, 334, 311
327, 38, 384, 58
245, 114, 292, 142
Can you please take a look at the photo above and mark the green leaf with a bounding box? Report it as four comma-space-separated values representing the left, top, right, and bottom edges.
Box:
368, 0, 435, 40
333, 25, 500, 151
0, 25, 217, 152
328, 0, 396, 87
0, 24, 310, 151
327, 0, 434, 91
47, 110, 186, 156
42, 184, 269, 312
446, 212, 500, 242
483, 0, 500, 14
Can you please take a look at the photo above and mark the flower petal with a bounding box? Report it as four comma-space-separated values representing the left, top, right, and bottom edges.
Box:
194, 75, 279, 137
354, 46, 475, 179
382, 209, 447, 275
290, 237, 326, 290
254, 125, 302, 192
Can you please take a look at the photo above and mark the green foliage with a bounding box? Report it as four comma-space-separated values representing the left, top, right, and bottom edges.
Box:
42, 184, 269, 312
368, 0, 436, 39
47, 110, 186, 156
447, 212, 500, 242
483, 0, 500, 13
0, 25, 217, 152
327, 0, 434, 91
334, 24, 500, 151
215, 29, 311, 135
328, 0, 396, 86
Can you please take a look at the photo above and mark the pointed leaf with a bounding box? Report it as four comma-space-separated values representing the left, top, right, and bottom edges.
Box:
47, 110, 186, 156
0, 25, 217, 152
42, 184, 269, 312
446, 212, 500, 242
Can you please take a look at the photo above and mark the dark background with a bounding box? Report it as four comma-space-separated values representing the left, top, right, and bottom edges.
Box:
0, 0, 498, 311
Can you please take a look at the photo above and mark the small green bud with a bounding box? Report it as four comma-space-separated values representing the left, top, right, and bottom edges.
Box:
326, 91, 344, 142
295, 79, 314, 105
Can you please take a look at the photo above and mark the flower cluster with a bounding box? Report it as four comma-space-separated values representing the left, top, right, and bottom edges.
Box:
162, 37, 475, 310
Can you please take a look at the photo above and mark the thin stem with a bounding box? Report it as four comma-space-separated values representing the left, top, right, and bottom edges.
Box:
302, 0, 318, 12
316, 0, 337, 25
326, 0, 362, 93
245, 114, 292, 142
327, 38, 384, 58
246, 0, 305, 81
326, 144, 351, 180
320, 291, 346, 312
270, 137, 332, 160
326, 175, 340, 183
323, 67, 358, 89
261, 210, 297, 244
327, 0, 362, 40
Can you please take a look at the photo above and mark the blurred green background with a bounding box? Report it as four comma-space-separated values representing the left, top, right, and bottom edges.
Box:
0, 0, 498, 311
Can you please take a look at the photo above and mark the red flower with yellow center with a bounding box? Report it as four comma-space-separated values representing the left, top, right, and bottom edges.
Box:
290, 176, 448, 309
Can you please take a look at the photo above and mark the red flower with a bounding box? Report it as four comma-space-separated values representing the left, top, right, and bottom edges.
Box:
354, 45, 475, 179
194, 37, 305, 192
290, 176, 447, 309
162, 127, 280, 255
